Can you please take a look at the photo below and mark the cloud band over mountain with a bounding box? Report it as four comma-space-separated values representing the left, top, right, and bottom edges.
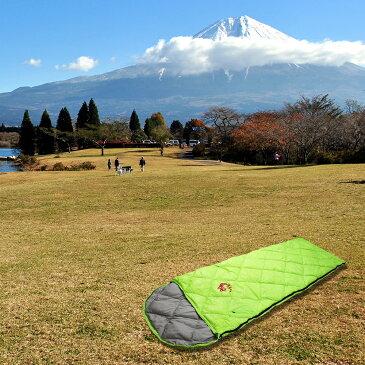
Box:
137, 36, 365, 74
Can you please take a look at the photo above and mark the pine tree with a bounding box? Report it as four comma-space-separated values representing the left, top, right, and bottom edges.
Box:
129, 109, 143, 142
56, 107, 73, 152
18, 110, 35, 155
144, 118, 153, 138
56, 107, 73, 132
75, 102, 90, 149
88, 98, 100, 127
0, 123, 5, 132
76, 101, 89, 129
129, 109, 141, 131
170, 120, 183, 138
37, 110, 55, 155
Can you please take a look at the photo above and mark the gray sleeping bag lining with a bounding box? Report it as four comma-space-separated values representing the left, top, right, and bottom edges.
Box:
144, 282, 217, 346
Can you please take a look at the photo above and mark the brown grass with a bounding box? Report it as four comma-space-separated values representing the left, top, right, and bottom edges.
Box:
0, 147, 364, 364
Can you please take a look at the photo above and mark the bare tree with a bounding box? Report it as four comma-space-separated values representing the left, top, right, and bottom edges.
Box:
344, 99, 364, 114
285, 94, 342, 119
343, 110, 365, 152
202, 107, 242, 143
322, 100, 365, 153
283, 95, 343, 164
283, 113, 330, 164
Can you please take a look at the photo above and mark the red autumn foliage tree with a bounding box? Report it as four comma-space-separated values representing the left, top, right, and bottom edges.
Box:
232, 112, 289, 164
183, 119, 210, 142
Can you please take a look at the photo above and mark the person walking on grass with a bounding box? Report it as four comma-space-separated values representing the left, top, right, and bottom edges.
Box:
114, 157, 120, 171
139, 156, 146, 172
107, 159, 112, 170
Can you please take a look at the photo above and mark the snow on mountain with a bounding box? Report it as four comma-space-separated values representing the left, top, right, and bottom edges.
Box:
193, 15, 294, 41
1, 15, 365, 125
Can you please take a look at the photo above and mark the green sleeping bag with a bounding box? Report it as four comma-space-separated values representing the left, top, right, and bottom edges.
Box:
143, 238, 345, 347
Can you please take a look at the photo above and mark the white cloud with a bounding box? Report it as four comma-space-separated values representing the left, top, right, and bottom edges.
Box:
137, 36, 365, 74
23, 58, 42, 67
111, 56, 117, 62
55, 56, 98, 72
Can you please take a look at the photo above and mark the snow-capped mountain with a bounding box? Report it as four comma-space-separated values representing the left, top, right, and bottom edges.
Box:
193, 15, 294, 41
0, 16, 364, 125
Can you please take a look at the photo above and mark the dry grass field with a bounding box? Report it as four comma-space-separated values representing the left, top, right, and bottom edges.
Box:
0, 147, 364, 364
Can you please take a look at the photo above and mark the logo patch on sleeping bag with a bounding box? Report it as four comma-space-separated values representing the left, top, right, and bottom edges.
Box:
217, 283, 232, 292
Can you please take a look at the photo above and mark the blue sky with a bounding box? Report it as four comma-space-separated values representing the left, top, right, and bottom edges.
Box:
1, 0, 364, 93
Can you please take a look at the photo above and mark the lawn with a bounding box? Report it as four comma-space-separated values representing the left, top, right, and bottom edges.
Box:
0, 148, 364, 364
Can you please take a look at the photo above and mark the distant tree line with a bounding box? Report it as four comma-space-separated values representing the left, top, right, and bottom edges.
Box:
14, 93, 365, 164
16, 98, 213, 156
16, 99, 173, 156
0, 124, 20, 133
197, 95, 365, 165
18, 98, 103, 156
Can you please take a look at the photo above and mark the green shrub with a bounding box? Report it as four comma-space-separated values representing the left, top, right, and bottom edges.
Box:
17, 153, 37, 166
16, 154, 38, 170
69, 164, 81, 171
78, 161, 96, 170
314, 150, 365, 164
52, 162, 67, 171
51, 161, 96, 171
314, 151, 335, 164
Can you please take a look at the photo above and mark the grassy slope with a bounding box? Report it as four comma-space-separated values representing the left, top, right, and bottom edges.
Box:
0, 148, 364, 364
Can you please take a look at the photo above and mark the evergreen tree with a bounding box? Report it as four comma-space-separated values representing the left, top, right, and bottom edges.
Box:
0, 123, 5, 132
129, 109, 141, 131
170, 120, 183, 139
144, 118, 153, 138
75, 101, 89, 149
76, 101, 89, 129
39, 110, 52, 130
18, 110, 35, 155
56, 107, 73, 132
129, 109, 144, 142
37, 110, 55, 155
88, 98, 101, 127
56, 107, 73, 152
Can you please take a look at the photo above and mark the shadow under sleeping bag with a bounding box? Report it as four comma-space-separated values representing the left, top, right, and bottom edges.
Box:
143, 238, 345, 347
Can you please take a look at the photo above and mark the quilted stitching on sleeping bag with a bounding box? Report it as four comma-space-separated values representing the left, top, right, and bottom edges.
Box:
144, 238, 345, 347
172, 238, 344, 337
144, 283, 217, 346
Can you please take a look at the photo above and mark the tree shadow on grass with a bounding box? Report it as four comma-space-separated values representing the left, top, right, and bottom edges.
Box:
179, 164, 316, 171
240, 165, 315, 172
213, 165, 316, 172
339, 180, 365, 184
166, 264, 346, 353
121, 149, 158, 154
181, 163, 222, 167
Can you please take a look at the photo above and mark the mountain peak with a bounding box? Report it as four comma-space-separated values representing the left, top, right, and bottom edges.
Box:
193, 15, 294, 41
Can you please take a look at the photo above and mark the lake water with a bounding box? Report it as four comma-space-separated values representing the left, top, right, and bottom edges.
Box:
0, 148, 21, 173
